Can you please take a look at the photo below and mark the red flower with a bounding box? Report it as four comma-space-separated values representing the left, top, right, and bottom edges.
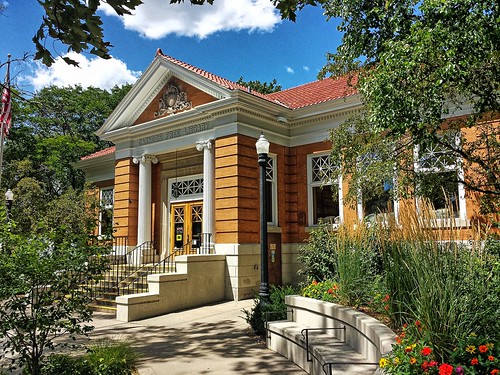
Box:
327, 288, 334, 294
438, 363, 454, 375
312, 280, 318, 285
489, 356, 495, 361
471, 358, 479, 365
422, 361, 429, 370
383, 294, 390, 302
421, 347, 432, 356
429, 361, 438, 367
415, 320, 421, 327
491, 369, 499, 375
479, 345, 489, 353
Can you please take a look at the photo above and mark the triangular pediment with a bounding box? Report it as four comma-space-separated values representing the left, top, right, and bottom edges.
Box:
97, 53, 234, 137
133, 77, 217, 125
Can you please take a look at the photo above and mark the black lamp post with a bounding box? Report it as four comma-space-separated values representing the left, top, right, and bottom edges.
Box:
5, 189, 13, 221
256, 133, 270, 307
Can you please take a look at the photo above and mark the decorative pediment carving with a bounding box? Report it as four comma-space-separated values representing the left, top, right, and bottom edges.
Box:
155, 81, 192, 117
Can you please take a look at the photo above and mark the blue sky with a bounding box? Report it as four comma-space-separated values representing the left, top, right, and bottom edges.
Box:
0, 0, 343, 94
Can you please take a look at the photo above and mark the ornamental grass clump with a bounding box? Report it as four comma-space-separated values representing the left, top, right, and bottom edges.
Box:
378, 200, 499, 360
334, 223, 381, 307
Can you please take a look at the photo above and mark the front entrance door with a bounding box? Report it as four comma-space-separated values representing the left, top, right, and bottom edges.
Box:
170, 201, 203, 255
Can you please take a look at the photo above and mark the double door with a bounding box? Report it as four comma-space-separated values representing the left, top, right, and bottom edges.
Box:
170, 201, 203, 255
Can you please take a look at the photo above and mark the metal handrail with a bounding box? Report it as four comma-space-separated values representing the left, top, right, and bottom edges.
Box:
118, 237, 197, 295
88, 238, 156, 300
301, 327, 347, 363
89, 233, 212, 307
300, 327, 378, 374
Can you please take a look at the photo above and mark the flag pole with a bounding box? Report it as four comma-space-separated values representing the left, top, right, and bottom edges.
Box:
0, 54, 12, 189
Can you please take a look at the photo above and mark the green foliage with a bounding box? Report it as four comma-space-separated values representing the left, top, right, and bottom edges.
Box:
301, 280, 339, 303
84, 339, 139, 375
297, 222, 337, 282
39, 339, 139, 375
2, 84, 130, 198
381, 325, 499, 375
450, 334, 500, 375
236, 77, 282, 94
243, 285, 298, 335
39, 354, 91, 375
34, 0, 142, 66
299, 224, 381, 307
333, 225, 381, 307
0, 194, 110, 375
380, 322, 441, 375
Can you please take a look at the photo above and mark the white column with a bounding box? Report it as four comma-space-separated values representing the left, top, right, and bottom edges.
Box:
196, 140, 215, 254
133, 154, 158, 246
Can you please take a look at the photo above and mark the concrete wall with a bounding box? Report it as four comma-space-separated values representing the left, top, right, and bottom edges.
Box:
284, 296, 396, 363
116, 254, 226, 322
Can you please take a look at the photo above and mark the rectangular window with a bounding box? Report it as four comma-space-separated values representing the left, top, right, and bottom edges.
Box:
415, 132, 466, 220
364, 185, 392, 216
308, 153, 342, 226
99, 187, 114, 237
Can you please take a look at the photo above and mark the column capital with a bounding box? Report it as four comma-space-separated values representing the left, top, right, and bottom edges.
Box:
196, 140, 212, 152
133, 154, 158, 164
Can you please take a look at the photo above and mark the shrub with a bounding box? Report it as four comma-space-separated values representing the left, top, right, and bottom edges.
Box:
40, 354, 91, 375
38, 339, 139, 375
85, 338, 139, 375
297, 223, 337, 282
243, 285, 297, 335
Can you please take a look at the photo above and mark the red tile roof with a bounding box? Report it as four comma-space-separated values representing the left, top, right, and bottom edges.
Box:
266, 75, 357, 109
156, 49, 269, 101
156, 49, 357, 108
80, 146, 116, 161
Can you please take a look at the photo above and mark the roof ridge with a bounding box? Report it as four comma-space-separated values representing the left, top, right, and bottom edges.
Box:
156, 49, 247, 91
155, 49, 280, 105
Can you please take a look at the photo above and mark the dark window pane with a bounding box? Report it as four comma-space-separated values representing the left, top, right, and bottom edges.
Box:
313, 185, 339, 224
265, 180, 273, 223
418, 171, 459, 217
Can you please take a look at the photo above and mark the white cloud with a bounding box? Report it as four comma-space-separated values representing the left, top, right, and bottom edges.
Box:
286, 66, 294, 74
100, 0, 281, 39
26, 52, 141, 91
303, 66, 310, 71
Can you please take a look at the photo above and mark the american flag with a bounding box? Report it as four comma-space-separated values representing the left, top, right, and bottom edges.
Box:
0, 66, 11, 137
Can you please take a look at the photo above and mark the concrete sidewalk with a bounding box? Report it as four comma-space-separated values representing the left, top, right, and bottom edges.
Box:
89, 300, 306, 375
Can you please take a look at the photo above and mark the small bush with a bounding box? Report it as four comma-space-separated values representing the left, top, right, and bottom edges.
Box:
40, 354, 91, 375
38, 339, 138, 375
297, 223, 337, 282
85, 338, 139, 375
243, 285, 297, 335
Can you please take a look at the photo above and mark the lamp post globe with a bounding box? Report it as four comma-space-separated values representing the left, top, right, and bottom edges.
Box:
255, 133, 270, 308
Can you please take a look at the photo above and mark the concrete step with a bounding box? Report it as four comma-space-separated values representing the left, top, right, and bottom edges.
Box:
267, 320, 378, 375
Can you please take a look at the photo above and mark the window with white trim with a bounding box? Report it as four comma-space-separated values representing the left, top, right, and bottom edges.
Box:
99, 187, 114, 236
266, 155, 278, 225
308, 153, 343, 226
415, 132, 466, 220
